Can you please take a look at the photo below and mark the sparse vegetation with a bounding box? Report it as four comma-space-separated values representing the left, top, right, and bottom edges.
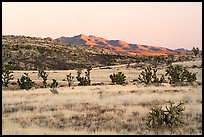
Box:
2, 35, 142, 70
17, 73, 34, 90
1, 35, 202, 135
138, 66, 165, 84
109, 72, 126, 85
2, 57, 202, 135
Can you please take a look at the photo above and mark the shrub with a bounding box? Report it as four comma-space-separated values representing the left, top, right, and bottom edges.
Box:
76, 66, 92, 86
192, 65, 198, 68
37, 46, 47, 54
138, 66, 165, 84
147, 101, 185, 134
2, 65, 14, 87
38, 69, 48, 88
66, 73, 74, 87
165, 65, 196, 84
152, 55, 165, 64
17, 73, 34, 90
192, 47, 199, 57
50, 79, 58, 88
168, 54, 174, 61
109, 72, 126, 85
50, 79, 59, 94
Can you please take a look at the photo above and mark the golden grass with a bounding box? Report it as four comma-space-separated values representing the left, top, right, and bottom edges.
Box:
2, 59, 202, 135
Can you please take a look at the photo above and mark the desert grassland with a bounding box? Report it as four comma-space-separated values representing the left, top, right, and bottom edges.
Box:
2, 59, 202, 135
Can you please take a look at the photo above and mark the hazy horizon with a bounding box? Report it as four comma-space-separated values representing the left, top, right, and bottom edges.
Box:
2, 2, 202, 50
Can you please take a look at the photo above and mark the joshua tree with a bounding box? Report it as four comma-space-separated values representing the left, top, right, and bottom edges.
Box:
2, 65, 14, 87
147, 101, 185, 134
66, 73, 74, 87
76, 66, 92, 86
192, 47, 199, 57
50, 79, 59, 94
138, 66, 165, 84
38, 69, 48, 88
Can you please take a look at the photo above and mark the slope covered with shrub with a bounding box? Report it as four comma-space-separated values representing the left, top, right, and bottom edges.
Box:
2, 35, 137, 70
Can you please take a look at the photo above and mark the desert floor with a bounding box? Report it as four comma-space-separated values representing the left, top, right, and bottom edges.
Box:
2, 59, 202, 135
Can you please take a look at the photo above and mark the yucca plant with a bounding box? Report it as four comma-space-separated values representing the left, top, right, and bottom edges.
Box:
50, 79, 58, 94
109, 72, 126, 85
17, 73, 34, 90
147, 101, 185, 134
76, 66, 92, 86
2, 65, 14, 87
66, 73, 74, 87
38, 69, 48, 88
138, 66, 165, 84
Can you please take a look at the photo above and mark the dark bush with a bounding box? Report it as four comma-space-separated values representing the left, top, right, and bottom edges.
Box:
165, 65, 197, 84
50, 79, 58, 88
17, 73, 34, 90
109, 72, 126, 85
50, 79, 59, 94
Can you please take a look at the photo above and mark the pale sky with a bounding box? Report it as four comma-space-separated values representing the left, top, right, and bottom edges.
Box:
2, 2, 202, 50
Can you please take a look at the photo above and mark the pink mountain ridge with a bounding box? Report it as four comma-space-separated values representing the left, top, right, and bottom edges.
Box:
57, 34, 189, 56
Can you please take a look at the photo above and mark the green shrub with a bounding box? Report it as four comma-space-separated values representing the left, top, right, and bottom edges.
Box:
2, 65, 14, 87
147, 101, 185, 134
138, 66, 165, 84
17, 73, 34, 90
165, 65, 196, 84
109, 72, 126, 85
66, 73, 74, 87
76, 66, 92, 86
38, 69, 48, 88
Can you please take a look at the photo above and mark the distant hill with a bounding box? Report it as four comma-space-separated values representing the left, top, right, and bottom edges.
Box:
174, 48, 191, 53
2, 35, 139, 70
57, 34, 177, 56
2, 35, 192, 70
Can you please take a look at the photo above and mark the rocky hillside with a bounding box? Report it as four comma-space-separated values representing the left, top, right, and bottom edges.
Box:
57, 34, 176, 55
2, 35, 138, 70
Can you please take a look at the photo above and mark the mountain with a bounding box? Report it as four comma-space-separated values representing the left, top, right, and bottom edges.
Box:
2, 35, 139, 70
174, 48, 191, 53
57, 34, 176, 56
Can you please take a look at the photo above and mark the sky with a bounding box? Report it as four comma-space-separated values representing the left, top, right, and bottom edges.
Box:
2, 2, 202, 50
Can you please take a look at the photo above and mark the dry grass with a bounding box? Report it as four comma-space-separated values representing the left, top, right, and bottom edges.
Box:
2, 59, 202, 135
